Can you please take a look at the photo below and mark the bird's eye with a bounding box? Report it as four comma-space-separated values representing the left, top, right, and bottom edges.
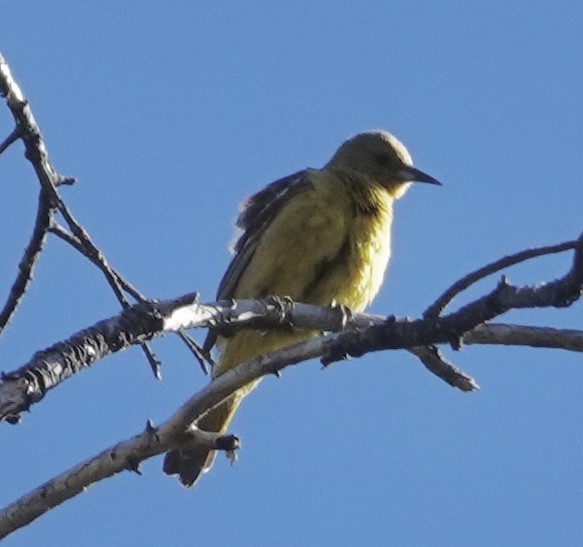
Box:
375, 153, 391, 166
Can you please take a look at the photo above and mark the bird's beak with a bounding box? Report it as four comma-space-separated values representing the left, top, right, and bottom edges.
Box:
396, 165, 442, 186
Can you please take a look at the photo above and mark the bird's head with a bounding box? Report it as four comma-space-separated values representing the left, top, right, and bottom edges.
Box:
326, 130, 441, 199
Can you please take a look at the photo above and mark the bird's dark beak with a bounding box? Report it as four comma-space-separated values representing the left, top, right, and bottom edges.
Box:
396, 165, 442, 186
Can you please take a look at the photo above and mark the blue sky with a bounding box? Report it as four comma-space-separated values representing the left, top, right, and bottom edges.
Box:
1, 2, 582, 546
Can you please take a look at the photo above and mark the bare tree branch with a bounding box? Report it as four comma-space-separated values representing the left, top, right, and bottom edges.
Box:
0, 53, 62, 334
2, 291, 583, 537
322, 237, 583, 366
0, 421, 239, 539
1, 231, 582, 423
0, 296, 359, 422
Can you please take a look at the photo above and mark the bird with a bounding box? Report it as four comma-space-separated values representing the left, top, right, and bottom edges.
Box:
163, 130, 441, 487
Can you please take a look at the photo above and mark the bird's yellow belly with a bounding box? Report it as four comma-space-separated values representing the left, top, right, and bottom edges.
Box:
214, 183, 393, 377
306, 209, 392, 312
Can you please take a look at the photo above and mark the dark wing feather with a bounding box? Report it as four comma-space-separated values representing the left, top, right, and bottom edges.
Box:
203, 169, 314, 353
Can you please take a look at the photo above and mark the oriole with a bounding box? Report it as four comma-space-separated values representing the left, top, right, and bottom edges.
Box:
163, 130, 440, 486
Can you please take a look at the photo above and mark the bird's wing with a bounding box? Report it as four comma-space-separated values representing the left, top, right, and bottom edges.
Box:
216, 169, 312, 300
203, 169, 314, 352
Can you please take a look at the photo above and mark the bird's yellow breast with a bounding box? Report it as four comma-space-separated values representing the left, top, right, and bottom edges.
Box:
214, 170, 394, 376
233, 169, 393, 311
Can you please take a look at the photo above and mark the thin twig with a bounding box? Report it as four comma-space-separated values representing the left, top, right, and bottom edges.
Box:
0, 53, 63, 194
408, 346, 479, 391
464, 323, 583, 351
0, 127, 20, 156
0, 189, 54, 335
424, 239, 579, 319
49, 223, 146, 302
142, 343, 162, 379
177, 330, 211, 375
55, 198, 130, 306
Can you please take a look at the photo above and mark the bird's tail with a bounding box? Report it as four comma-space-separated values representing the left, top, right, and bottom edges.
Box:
163, 329, 307, 487
163, 394, 242, 487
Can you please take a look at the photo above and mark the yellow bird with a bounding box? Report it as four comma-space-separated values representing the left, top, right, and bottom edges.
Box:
163, 130, 441, 486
